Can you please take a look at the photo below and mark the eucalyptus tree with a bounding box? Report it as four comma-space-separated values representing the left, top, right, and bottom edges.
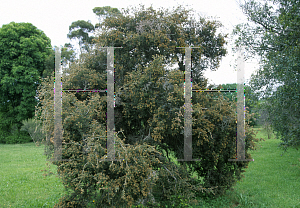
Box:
67, 20, 95, 54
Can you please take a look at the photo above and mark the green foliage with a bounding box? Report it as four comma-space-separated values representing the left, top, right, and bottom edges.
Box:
0, 122, 32, 144
3, 131, 31, 144
36, 57, 204, 207
219, 83, 259, 127
53, 137, 167, 208
67, 20, 95, 53
93, 6, 122, 23
219, 83, 237, 102
20, 117, 46, 146
114, 55, 257, 197
80, 4, 227, 88
42, 43, 76, 80
265, 84, 300, 150
233, 0, 300, 152
0, 21, 51, 143
35, 4, 259, 207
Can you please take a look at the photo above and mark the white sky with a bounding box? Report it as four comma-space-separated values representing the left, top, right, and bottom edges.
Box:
0, 0, 260, 86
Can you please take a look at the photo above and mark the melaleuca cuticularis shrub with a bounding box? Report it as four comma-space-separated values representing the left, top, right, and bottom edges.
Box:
35, 57, 208, 207
35, 52, 259, 207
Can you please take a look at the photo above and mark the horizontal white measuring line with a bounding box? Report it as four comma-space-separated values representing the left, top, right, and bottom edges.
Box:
61, 89, 238, 92
192, 90, 237, 92
62, 90, 107, 92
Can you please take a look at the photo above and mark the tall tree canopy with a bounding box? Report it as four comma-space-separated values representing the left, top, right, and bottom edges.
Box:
94, 4, 227, 87
0, 22, 51, 141
93, 6, 123, 21
66, 6, 123, 54
67, 20, 95, 53
66, 5, 227, 88
233, 0, 300, 152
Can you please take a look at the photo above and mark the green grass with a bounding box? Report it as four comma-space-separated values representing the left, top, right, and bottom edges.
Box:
1, 127, 300, 207
225, 127, 300, 208
0, 143, 65, 207
193, 126, 300, 208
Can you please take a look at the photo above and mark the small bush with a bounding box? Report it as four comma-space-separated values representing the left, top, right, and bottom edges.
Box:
0, 120, 32, 144
20, 118, 46, 146
4, 129, 32, 144
0, 130, 9, 143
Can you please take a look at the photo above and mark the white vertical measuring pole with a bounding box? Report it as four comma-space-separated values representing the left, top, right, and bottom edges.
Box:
184, 47, 192, 161
97, 46, 122, 162
177, 46, 201, 162
107, 47, 115, 160
237, 48, 245, 160
229, 48, 253, 162
54, 46, 63, 162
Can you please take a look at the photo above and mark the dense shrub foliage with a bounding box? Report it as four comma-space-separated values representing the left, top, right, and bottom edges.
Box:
34, 4, 259, 207
35, 56, 258, 207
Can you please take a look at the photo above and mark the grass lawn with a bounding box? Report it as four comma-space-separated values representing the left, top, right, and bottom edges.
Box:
196, 127, 300, 208
0, 126, 300, 207
0, 143, 65, 207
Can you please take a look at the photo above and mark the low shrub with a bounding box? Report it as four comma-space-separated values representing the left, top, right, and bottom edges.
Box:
52, 132, 206, 208
20, 118, 46, 146
3, 131, 32, 144
0, 123, 32, 144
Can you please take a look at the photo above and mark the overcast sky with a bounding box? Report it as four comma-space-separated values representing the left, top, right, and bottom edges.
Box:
0, 0, 260, 85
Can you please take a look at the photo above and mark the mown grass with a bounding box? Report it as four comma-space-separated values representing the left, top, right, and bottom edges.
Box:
0, 143, 65, 207
1, 126, 300, 207
194, 126, 300, 208
225, 127, 300, 208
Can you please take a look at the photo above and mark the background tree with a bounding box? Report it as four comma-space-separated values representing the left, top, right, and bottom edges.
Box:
233, 0, 300, 153
0, 22, 51, 143
255, 98, 275, 139
42, 43, 76, 80
66, 6, 123, 59
93, 6, 123, 25
67, 20, 95, 54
